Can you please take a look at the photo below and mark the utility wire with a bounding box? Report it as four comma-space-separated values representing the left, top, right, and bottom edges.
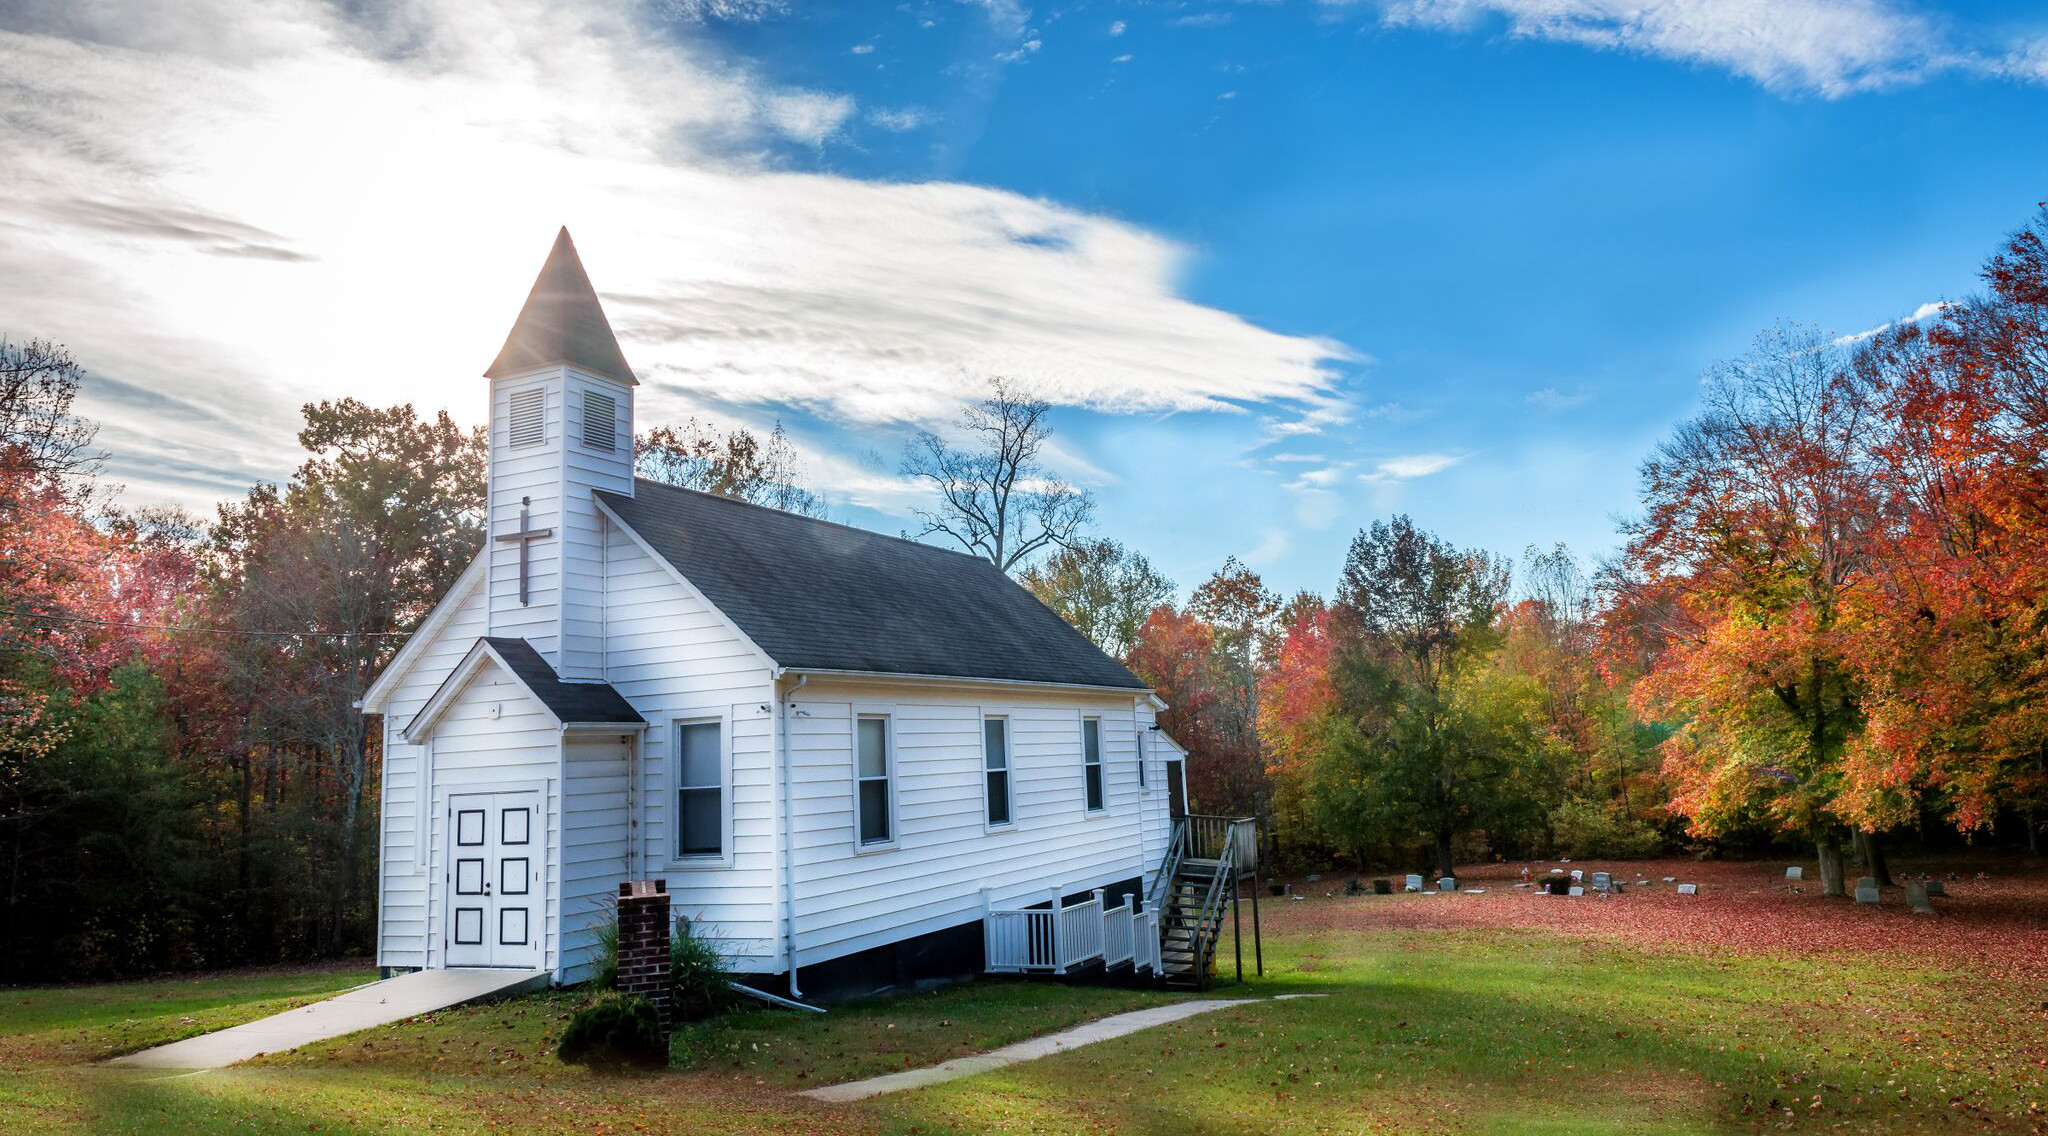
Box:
6, 610, 412, 640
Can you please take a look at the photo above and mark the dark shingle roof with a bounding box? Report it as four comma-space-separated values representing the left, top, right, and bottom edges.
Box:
596, 480, 1149, 691
484, 227, 637, 385
479, 637, 645, 725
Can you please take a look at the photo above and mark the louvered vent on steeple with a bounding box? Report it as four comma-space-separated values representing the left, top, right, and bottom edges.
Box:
581, 389, 617, 452
508, 388, 546, 447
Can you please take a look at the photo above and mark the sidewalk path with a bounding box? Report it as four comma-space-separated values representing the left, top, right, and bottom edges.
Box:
799, 993, 1324, 1103
113, 968, 549, 1070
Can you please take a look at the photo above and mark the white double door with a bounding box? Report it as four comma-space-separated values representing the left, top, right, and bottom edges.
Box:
445, 791, 543, 969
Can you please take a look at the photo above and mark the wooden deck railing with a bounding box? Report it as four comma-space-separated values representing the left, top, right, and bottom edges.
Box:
983, 886, 1157, 977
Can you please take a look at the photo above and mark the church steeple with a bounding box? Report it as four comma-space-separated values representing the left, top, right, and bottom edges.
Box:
485, 227, 637, 385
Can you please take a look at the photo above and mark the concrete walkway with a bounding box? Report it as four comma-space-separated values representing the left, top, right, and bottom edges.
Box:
799, 993, 1323, 1103
113, 968, 550, 1070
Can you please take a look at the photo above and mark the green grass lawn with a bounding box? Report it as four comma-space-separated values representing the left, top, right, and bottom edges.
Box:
4, 914, 2043, 1135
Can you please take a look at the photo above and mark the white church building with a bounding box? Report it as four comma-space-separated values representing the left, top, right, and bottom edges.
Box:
360, 230, 1202, 1000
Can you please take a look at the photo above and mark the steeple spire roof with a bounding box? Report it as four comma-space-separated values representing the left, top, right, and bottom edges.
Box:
485, 227, 637, 385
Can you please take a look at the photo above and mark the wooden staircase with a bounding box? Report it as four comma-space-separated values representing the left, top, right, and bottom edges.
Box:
1146, 816, 1257, 990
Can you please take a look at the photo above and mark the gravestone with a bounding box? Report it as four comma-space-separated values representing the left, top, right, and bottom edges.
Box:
1785, 866, 1804, 881
1569, 869, 1584, 883
1904, 882, 1935, 915
1438, 876, 1457, 892
1404, 873, 1424, 892
1373, 878, 1393, 895
1854, 877, 1880, 904
1676, 883, 1698, 896
1546, 878, 1571, 895
1611, 881, 1626, 894
1568, 886, 1585, 897
1550, 868, 1566, 876
1662, 876, 1677, 883
1591, 872, 1612, 891
1924, 880, 1946, 897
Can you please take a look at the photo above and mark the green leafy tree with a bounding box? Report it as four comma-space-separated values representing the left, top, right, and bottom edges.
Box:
1020, 538, 1173, 659
1315, 517, 1529, 878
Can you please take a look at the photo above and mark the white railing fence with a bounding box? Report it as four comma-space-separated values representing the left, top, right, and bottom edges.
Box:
983, 885, 1159, 977
1101, 893, 1135, 968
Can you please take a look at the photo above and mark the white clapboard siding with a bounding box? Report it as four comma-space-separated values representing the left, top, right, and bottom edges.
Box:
420, 661, 562, 971
559, 733, 634, 983
599, 525, 779, 971
785, 679, 1170, 971
487, 372, 564, 659
556, 369, 634, 681
374, 569, 488, 969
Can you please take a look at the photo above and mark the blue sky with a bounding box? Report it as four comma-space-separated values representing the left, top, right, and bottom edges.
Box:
3, 0, 2045, 599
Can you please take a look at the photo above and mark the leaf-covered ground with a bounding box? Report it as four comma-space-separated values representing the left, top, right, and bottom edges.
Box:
1265, 855, 2048, 983
4, 855, 2044, 1134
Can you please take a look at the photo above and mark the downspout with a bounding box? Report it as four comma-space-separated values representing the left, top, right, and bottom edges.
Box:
779, 672, 809, 998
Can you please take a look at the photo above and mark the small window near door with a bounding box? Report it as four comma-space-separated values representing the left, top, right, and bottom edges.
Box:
1081, 718, 1105, 813
856, 716, 892, 845
983, 717, 1012, 827
676, 720, 722, 857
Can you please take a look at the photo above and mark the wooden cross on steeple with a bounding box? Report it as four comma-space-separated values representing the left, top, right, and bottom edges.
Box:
496, 496, 553, 606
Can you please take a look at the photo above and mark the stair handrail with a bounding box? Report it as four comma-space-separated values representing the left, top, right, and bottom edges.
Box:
1189, 823, 1238, 987
1145, 817, 1187, 914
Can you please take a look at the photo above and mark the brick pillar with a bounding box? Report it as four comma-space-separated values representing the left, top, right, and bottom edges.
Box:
617, 880, 672, 1031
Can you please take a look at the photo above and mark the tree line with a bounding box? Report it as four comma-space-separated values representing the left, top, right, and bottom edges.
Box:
2, 204, 2043, 978
0, 386, 829, 980
1027, 206, 2048, 886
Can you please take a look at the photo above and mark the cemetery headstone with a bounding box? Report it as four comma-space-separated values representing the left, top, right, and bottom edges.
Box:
1568, 886, 1585, 897
1854, 877, 1880, 904
1676, 883, 1698, 896
1405, 873, 1424, 892
1662, 876, 1677, 883
1546, 878, 1572, 895
1438, 876, 1458, 892
1923, 880, 1946, 897
1905, 882, 1935, 915
1591, 871, 1612, 891
1785, 866, 1804, 880
1569, 869, 1584, 883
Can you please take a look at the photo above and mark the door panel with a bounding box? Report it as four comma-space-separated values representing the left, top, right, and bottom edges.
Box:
445, 791, 543, 969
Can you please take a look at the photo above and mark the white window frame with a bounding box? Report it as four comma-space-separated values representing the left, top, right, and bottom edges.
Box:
669, 713, 733, 868
852, 709, 898, 853
981, 713, 1015, 832
1080, 716, 1106, 815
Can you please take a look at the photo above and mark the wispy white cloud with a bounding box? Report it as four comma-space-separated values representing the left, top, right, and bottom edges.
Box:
1836, 299, 1951, 344
1362, 453, 1464, 483
850, 43, 875, 55
1172, 12, 1234, 29
1525, 387, 1590, 409
866, 106, 928, 131
1108, 20, 1126, 36
0, 0, 1354, 512
1334, 0, 2034, 97
1112, 52, 1133, 63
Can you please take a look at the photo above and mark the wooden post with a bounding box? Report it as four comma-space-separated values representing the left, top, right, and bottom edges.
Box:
1249, 868, 1263, 977
1049, 886, 1065, 974
1232, 872, 1243, 983
980, 886, 993, 973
